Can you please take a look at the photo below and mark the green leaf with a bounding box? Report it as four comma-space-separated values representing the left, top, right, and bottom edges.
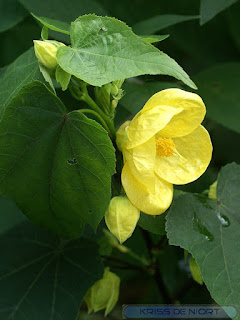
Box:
57, 14, 197, 89
120, 80, 182, 114
0, 66, 7, 79
38, 62, 56, 93
141, 34, 169, 44
32, 14, 70, 35
133, 14, 199, 35
0, 0, 28, 33
19, 0, 107, 22
0, 220, 104, 320
0, 195, 26, 234
200, 0, 238, 25
55, 65, 71, 91
0, 17, 41, 67
138, 212, 166, 235
0, 48, 43, 118
227, 2, 240, 51
41, 25, 49, 40
193, 63, 240, 134
166, 163, 240, 318
0, 81, 116, 238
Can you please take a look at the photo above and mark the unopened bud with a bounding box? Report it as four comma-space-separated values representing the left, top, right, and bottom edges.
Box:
33, 40, 65, 70
116, 120, 130, 152
111, 84, 119, 97
84, 268, 120, 316
189, 257, 203, 285
105, 196, 140, 243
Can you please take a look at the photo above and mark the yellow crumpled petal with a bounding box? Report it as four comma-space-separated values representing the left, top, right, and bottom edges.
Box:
126, 104, 182, 149
122, 163, 173, 215
116, 120, 131, 151
123, 136, 156, 193
143, 88, 206, 138
105, 196, 140, 243
154, 125, 212, 185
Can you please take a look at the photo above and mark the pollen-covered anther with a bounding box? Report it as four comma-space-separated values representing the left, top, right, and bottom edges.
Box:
156, 137, 175, 157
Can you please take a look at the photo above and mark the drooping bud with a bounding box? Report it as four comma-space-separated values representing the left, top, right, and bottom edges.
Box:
111, 80, 124, 109
33, 40, 65, 70
116, 120, 130, 152
189, 257, 203, 285
84, 268, 120, 316
111, 84, 119, 97
105, 196, 140, 243
95, 80, 125, 114
208, 180, 217, 201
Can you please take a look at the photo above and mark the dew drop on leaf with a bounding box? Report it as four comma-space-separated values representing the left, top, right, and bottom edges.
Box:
193, 212, 214, 241
217, 212, 230, 227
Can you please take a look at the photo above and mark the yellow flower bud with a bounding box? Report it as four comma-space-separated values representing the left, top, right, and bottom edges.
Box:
84, 268, 120, 316
208, 180, 217, 201
116, 120, 130, 152
105, 196, 140, 243
33, 40, 65, 70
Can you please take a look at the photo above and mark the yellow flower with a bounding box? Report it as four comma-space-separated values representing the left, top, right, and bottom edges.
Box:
118, 88, 212, 215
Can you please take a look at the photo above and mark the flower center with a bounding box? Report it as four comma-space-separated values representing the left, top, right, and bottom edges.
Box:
156, 137, 175, 157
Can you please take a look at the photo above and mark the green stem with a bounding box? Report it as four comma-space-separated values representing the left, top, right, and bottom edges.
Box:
78, 109, 111, 136
113, 242, 150, 266
125, 249, 150, 266
71, 79, 116, 140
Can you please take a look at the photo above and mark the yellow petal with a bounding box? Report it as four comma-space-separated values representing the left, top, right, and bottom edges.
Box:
126, 104, 182, 149
122, 163, 173, 215
143, 88, 206, 138
123, 136, 156, 193
116, 120, 131, 151
105, 196, 140, 243
155, 125, 212, 184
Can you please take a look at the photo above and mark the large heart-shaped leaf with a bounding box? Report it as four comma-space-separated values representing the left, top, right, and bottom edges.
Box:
133, 14, 199, 35
57, 14, 196, 89
138, 212, 167, 235
166, 163, 240, 318
19, 0, 107, 21
120, 80, 182, 114
0, 220, 103, 320
194, 63, 240, 134
0, 0, 28, 33
0, 48, 43, 118
0, 81, 115, 238
200, 0, 238, 25
0, 195, 26, 234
